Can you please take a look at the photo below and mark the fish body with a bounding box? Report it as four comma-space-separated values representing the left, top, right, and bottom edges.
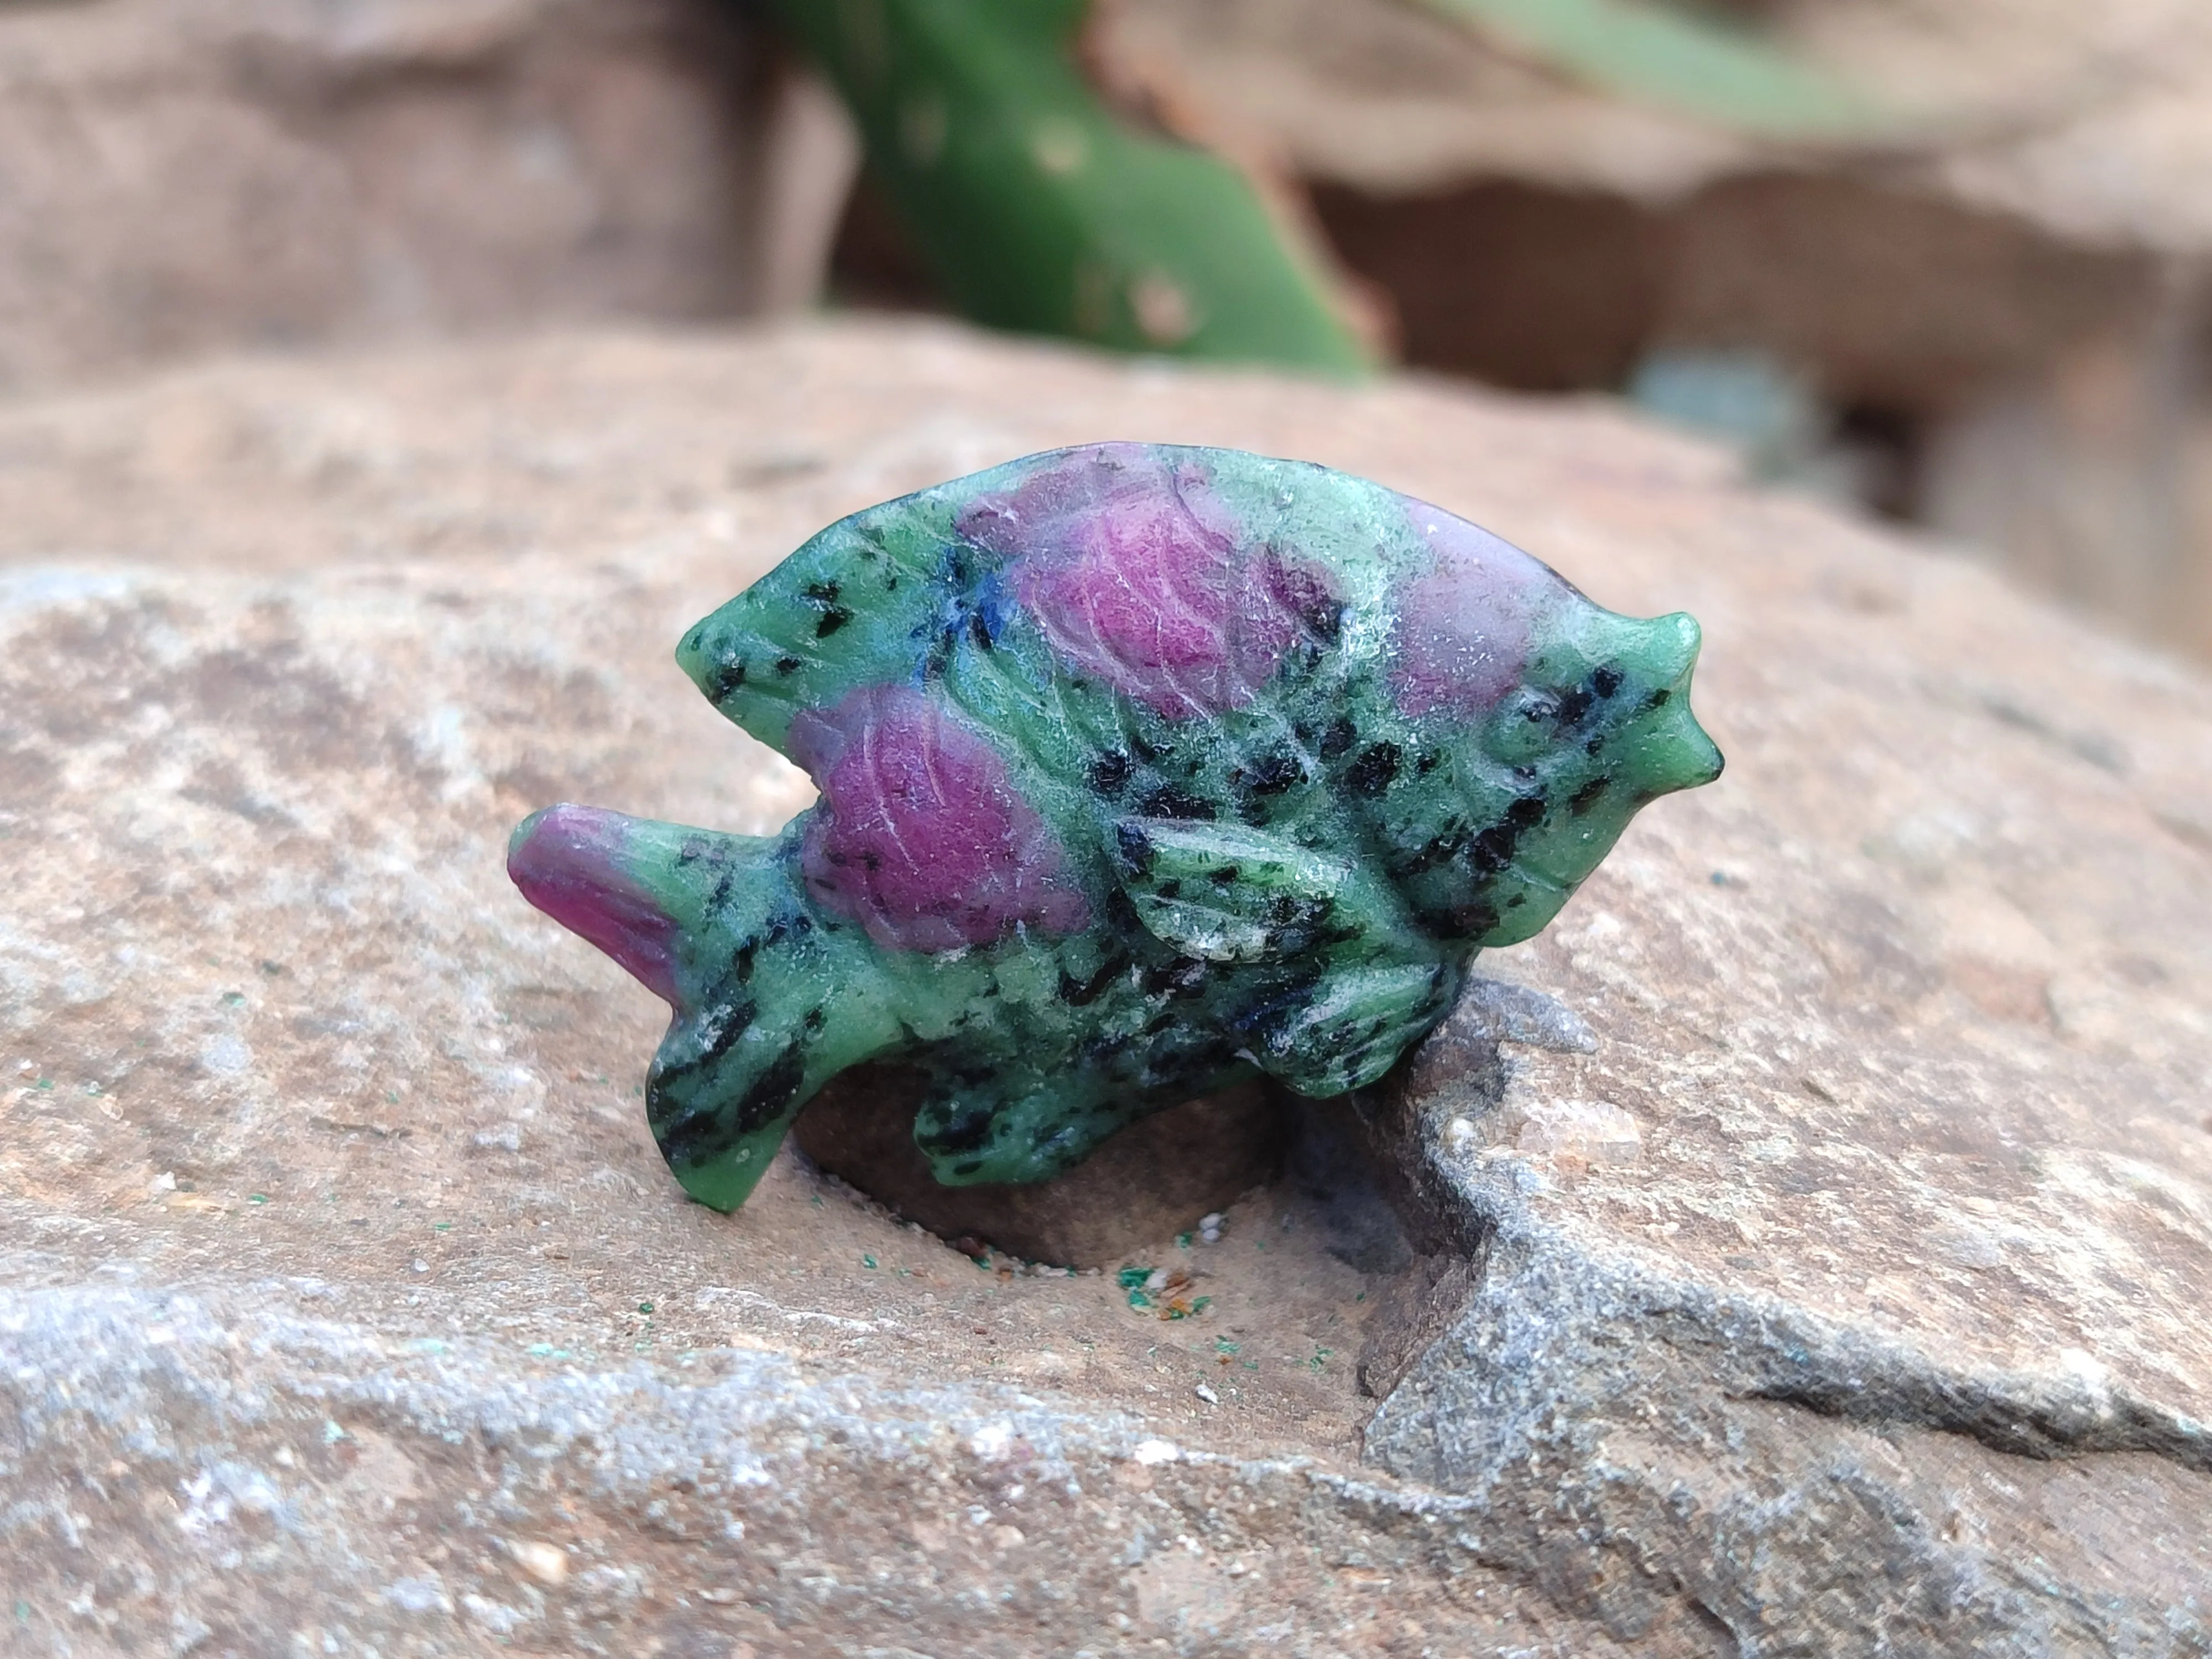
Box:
509, 444, 1722, 1211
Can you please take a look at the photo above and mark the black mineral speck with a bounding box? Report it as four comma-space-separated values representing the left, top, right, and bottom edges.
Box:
1114, 821, 1156, 871
1271, 559, 1343, 643
1470, 827, 1513, 872
1138, 784, 1217, 821
704, 657, 747, 702
1088, 751, 1133, 795
1057, 954, 1126, 1006
1452, 901, 1501, 936
1345, 743, 1401, 796
1237, 750, 1305, 797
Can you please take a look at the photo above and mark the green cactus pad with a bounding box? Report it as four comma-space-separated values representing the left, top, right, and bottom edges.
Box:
768, 0, 1371, 372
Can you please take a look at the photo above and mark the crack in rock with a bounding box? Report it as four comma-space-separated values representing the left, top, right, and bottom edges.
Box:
1352, 1036, 2212, 1657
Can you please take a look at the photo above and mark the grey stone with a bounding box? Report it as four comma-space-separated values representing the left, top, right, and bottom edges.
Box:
3, 1279, 1514, 1658
1359, 1061, 2212, 1653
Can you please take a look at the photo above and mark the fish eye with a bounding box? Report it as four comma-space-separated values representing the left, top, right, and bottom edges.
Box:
1505, 687, 1559, 724
1488, 686, 1565, 764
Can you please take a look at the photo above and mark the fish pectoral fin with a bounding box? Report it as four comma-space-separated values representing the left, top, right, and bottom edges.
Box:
1112, 817, 1417, 963
1239, 961, 1460, 1096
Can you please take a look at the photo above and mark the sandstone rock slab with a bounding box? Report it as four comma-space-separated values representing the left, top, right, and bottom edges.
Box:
3, 319, 2210, 1654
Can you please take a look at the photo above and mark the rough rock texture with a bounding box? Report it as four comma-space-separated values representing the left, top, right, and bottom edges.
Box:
0, 0, 760, 393
4, 320, 2211, 1654
1360, 999, 2212, 1651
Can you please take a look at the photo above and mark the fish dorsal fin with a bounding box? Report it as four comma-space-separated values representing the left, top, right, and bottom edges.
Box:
1111, 817, 1423, 963
673, 488, 974, 754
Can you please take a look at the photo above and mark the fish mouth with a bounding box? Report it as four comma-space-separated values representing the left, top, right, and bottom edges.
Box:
1608, 609, 1723, 797
1458, 609, 1719, 947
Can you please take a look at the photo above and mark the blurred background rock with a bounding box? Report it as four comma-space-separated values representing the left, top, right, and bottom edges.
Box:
6, 0, 2210, 658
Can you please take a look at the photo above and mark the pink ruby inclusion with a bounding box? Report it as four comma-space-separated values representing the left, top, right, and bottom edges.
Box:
1387, 499, 1564, 719
789, 684, 1091, 954
961, 443, 1335, 720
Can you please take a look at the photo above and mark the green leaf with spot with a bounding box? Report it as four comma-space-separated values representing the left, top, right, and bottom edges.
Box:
768, 0, 1372, 372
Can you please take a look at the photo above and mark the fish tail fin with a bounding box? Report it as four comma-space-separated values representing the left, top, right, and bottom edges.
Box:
508, 804, 893, 1211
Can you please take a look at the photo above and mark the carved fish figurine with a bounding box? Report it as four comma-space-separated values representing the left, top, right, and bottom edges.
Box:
509, 444, 1722, 1211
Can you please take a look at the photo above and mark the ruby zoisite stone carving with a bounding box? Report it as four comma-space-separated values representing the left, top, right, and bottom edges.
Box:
509, 444, 1723, 1211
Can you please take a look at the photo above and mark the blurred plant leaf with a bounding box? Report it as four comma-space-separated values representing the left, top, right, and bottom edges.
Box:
1415, 0, 1900, 142
768, 0, 1373, 374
